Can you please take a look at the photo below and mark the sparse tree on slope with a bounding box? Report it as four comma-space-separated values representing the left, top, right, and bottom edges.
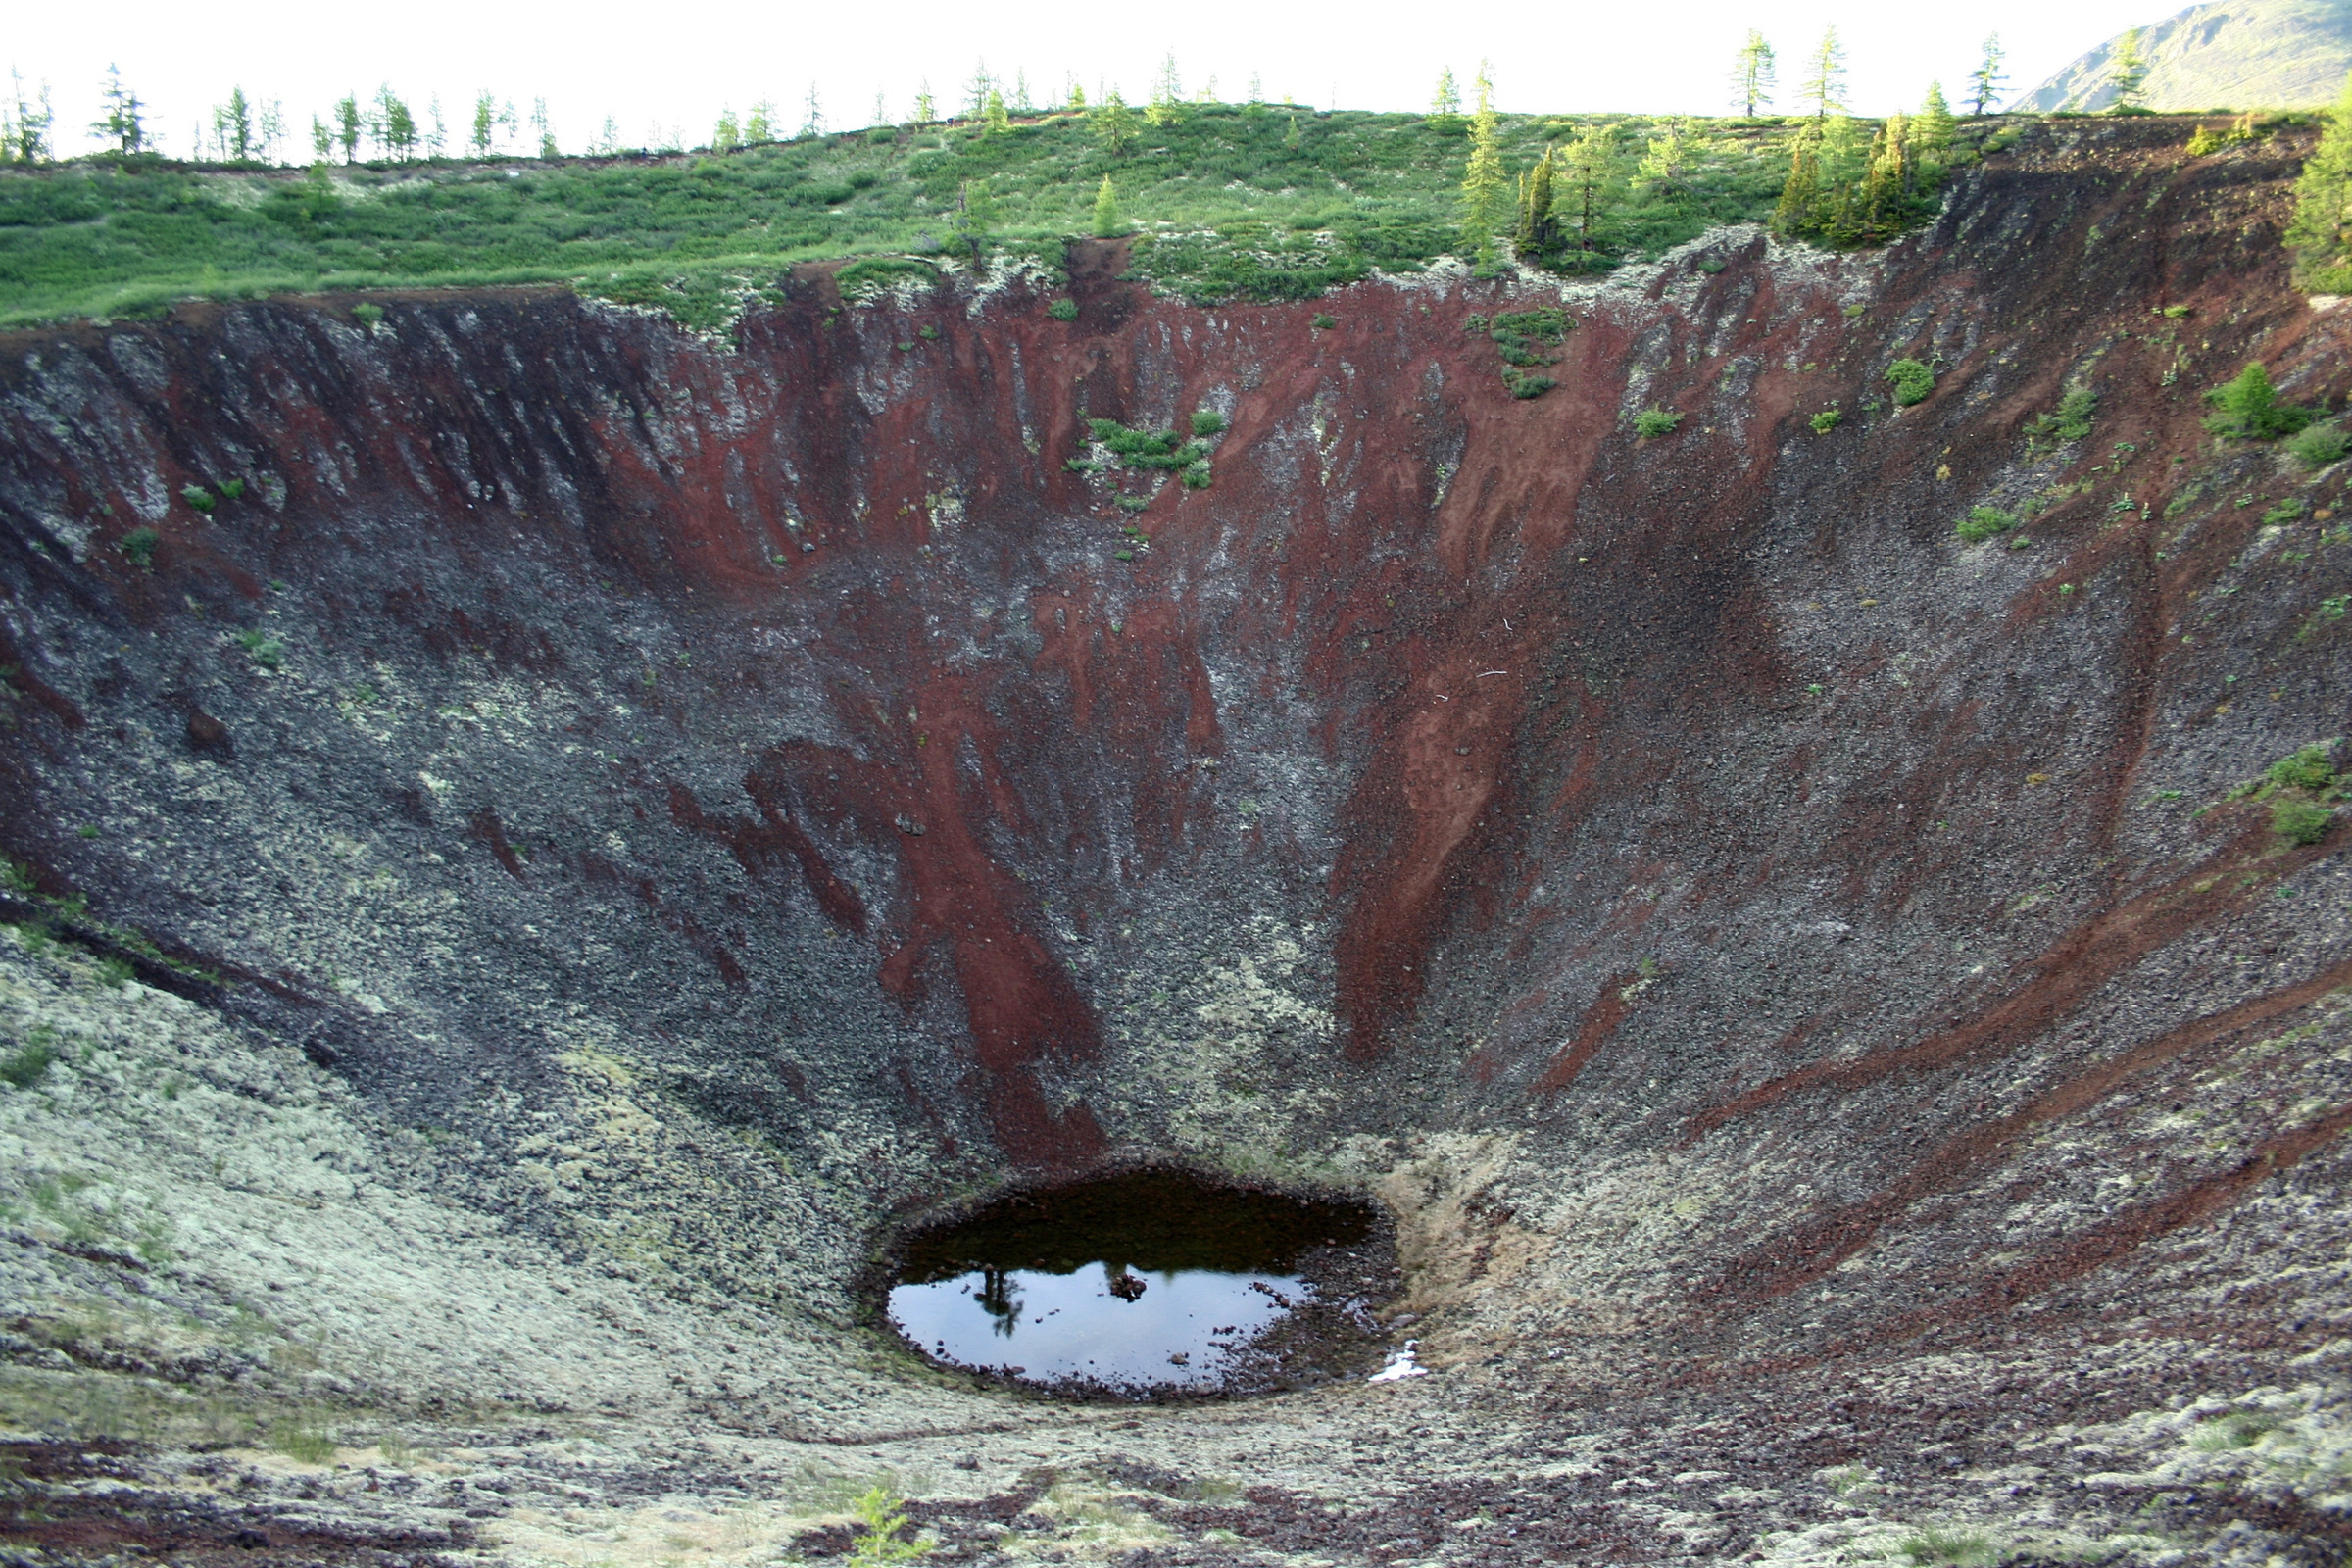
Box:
1432, 67, 1461, 126
963, 63, 994, 122
3, 73, 52, 164
94, 65, 145, 154
1458, 62, 1507, 267
985, 87, 1011, 135
1515, 144, 1559, 255
1968, 35, 2007, 117
1094, 88, 1138, 156
1635, 119, 1696, 213
532, 99, 556, 157
2287, 71, 2352, 291
2108, 27, 2150, 112
911, 84, 935, 125
1801, 27, 1848, 121
1147, 53, 1182, 126
1732, 31, 1776, 119
1093, 174, 1122, 237
713, 108, 741, 153
335, 94, 362, 162
1558, 122, 1622, 255
471, 91, 498, 157
802, 83, 823, 137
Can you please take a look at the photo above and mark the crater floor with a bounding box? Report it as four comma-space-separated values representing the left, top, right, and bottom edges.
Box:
1, 118, 2351, 1565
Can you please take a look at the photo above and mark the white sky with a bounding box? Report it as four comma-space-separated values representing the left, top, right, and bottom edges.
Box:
14, 0, 2161, 159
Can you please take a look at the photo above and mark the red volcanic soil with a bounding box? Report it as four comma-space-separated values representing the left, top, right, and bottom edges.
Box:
0, 113, 2346, 1389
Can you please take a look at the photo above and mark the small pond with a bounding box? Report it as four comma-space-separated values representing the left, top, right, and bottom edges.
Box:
886, 1168, 1396, 1397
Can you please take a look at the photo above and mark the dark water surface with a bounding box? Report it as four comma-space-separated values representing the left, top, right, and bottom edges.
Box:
886, 1169, 1392, 1396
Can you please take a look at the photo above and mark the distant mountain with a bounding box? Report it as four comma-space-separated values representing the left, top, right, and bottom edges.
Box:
2012, 0, 2352, 112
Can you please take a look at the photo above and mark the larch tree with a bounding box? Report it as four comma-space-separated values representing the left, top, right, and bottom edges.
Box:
1432, 67, 1461, 124
1968, 35, 2007, 117
1458, 61, 1508, 266
2287, 71, 2352, 290
984, 88, 1011, 134
532, 99, 557, 158
2108, 27, 2151, 112
1559, 122, 1621, 254
1093, 174, 1121, 237
963, 64, 994, 121
471, 91, 498, 157
1094, 88, 1138, 157
1801, 27, 1848, 121
912, 85, 935, 124
94, 65, 145, 154
1635, 119, 1696, 213
1732, 31, 1777, 119
801, 83, 823, 137
1147, 54, 1183, 127
1515, 145, 1559, 255
713, 109, 741, 153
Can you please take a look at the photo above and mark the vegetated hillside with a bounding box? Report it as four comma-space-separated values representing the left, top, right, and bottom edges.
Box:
2016, 0, 2352, 111
0, 115, 2350, 1566
0, 106, 1832, 330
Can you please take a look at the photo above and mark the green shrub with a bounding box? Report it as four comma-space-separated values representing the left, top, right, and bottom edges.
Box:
1115, 494, 1152, 513
916, 323, 941, 341
0, 1030, 56, 1089
1955, 506, 2019, 543
2025, 384, 2097, 447
1310, 313, 1337, 330
95, 956, 135, 988
118, 527, 160, 567
2204, 362, 2313, 440
1046, 297, 1078, 321
270, 1417, 338, 1465
180, 484, 215, 513
351, 303, 384, 329
1190, 409, 1227, 435
1181, 462, 1212, 488
217, 477, 246, 501
1886, 358, 1936, 406
2275, 797, 2335, 845
1898, 1528, 1996, 1567
848, 1485, 931, 1566
2289, 422, 2349, 468
1501, 368, 1554, 399
2267, 742, 2337, 792
1632, 408, 1684, 438
234, 630, 285, 669
1809, 408, 1842, 433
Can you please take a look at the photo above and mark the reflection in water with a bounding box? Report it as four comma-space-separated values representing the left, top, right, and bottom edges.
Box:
888, 1261, 1304, 1389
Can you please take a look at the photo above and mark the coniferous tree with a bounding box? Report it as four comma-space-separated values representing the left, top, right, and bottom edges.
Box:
1011, 71, 1035, 115
963, 63, 994, 121
311, 115, 332, 161
1094, 88, 1138, 156
1147, 54, 1182, 127
713, 109, 741, 153
1558, 122, 1621, 256
1968, 35, 2007, 117
1774, 121, 1823, 233
335, 94, 362, 162
1515, 145, 1559, 256
471, 91, 497, 157
94, 65, 145, 154
801, 83, 823, 137
1732, 31, 1777, 118
377, 88, 417, 160
1634, 119, 1696, 213
954, 177, 994, 265
425, 94, 448, 157
4, 73, 52, 164
873, 91, 888, 129
1246, 73, 1263, 104
1861, 113, 1908, 231
1910, 81, 1956, 184
2287, 71, 2352, 290
1067, 77, 1087, 112
1458, 62, 1507, 266
1432, 67, 1461, 125
912, 84, 935, 124
1801, 27, 1848, 120
1093, 174, 1121, 237
2108, 27, 2150, 112
214, 87, 256, 161
1284, 112, 1302, 149
532, 99, 556, 157
747, 100, 774, 142
984, 88, 1011, 134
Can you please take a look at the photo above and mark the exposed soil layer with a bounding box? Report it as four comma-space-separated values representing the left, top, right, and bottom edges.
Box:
0, 116, 2349, 1564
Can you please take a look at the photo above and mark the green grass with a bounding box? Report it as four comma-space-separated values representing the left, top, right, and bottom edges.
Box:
0, 107, 1836, 330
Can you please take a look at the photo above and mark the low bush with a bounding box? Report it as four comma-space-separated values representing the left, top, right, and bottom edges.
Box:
1809, 408, 1842, 433
180, 484, 215, 513
2289, 422, 2349, 468
2025, 384, 2097, 447
2204, 362, 2314, 440
1502, 368, 1554, 399
118, 527, 160, 567
1047, 297, 1078, 320
351, 303, 384, 329
1632, 408, 1684, 438
1181, 462, 1212, 488
1955, 506, 2019, 543
2275, 797, 2336, 845
2267, 742, 2337, 792
0, 1029, 56, 1089
234, 630, 285, 669
1311, 313, 1337, 330
1886, 358, 1936, 406
218, 477, 246, 501
1190, 409, 1227, 435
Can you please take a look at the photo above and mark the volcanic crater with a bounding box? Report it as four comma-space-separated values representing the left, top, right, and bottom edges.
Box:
2, 117, 2352, 1566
